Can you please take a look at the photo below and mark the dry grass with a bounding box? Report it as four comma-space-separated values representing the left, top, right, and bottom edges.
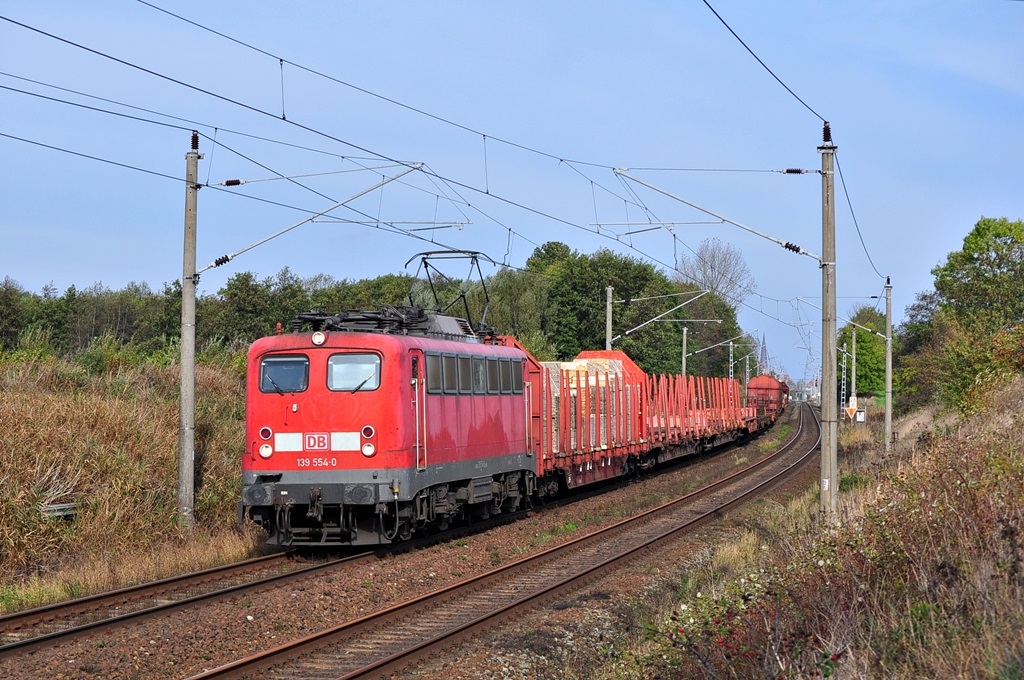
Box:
611, 386, 1024, 678
0, 355, 259, 613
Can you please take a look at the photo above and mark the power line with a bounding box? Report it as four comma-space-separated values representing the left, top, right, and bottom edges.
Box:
2, 9, 836, 371
836, 153, 885, 279
133, 0, 613, 171
0, 70, 381, 162
696, 0, 888, 280
0, 70, 498, 255
0, 131, 184, 182
700, 0, 826, 123
0, 68, 539, 269
1, 16, 556, 262
4, 9, 839, 289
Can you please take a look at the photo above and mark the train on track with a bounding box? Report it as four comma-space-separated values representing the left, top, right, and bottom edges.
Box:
240, 305, 787, 546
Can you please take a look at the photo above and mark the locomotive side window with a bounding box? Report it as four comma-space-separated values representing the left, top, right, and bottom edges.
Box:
512, 359, 524, 394
458, 356, 473, 393
487, 358, 500, 394
472, 357, 487, 394
499, 359, 513, 394
425, 353, 442, 393
327, 353, 381, 392
260, 355, 309, 394
442, 355, 458, 394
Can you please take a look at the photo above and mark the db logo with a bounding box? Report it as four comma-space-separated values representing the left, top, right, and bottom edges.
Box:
304, 433, 329, 451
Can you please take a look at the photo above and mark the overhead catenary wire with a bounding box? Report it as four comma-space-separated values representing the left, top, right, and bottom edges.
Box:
700, 0, 826, 123
700, 0, 886, 283
198, 164, 424, 275
2, 14, 826, 284
130, 0, 865, 279
836, 154, 885, 280
0, 73, 492, 255
1, 112, 815, 356
0, 130, 185, 183
1, 10, 848, 372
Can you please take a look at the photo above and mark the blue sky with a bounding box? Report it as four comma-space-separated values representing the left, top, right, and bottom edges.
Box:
2, 1, 1022, 381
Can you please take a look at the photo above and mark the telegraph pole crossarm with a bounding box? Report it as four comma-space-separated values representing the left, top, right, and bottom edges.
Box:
613, 168, 823, 263
607, 290, 710, 345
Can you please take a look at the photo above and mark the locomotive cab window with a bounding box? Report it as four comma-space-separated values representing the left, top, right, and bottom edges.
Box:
260, 355, 309, 394
327, 353, 381, 392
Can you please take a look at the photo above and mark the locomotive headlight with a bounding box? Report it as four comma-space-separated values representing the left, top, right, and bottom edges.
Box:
259, 427, 273, 441
361, 425, 375, 439
361, 443, 376, 457
311, 331, 327, 346
258, 444, 273, 459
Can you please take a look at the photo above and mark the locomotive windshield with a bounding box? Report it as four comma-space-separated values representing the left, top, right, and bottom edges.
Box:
260, 355, 309, 394
328, 353, 381, 392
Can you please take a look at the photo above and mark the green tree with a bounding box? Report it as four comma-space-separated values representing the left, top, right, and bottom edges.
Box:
304, 273, 352, 311
0, 277, 27, 350
838, 306, 886, 397
931, 216, 1024, 333
346, 273, 416, 309
133, 281, 181, 352
22, 284, 80, 354
525, 243, 745, 375
267, 267, 311, 328
895, 216, 1024, 413
207, 272, 275, 341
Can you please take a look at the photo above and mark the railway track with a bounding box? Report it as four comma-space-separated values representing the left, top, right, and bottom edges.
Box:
0, 551, 343, 656
0, 416, 767, 660
189, 403, 820, 679
0, 505, 537, 659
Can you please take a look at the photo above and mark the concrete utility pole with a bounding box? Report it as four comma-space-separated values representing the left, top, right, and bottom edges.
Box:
682, 326, 688, 376
605, 284, 613, 350
884, 277, 893, 453
819, 122, 838, 520
178, 131, 201, 528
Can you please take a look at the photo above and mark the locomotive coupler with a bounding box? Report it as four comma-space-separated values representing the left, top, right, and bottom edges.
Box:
306, 487, 324, 522
274, 499, 295, 546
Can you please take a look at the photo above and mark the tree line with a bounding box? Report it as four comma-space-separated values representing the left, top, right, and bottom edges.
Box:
893, 216, 1024, 413
807, 216, 1024, 412
5, 216, 1019, 410
0, 242, 754, 378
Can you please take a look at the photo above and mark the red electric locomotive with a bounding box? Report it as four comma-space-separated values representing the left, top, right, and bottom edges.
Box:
242, 306, 536, 545
242, 304, 778, 546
